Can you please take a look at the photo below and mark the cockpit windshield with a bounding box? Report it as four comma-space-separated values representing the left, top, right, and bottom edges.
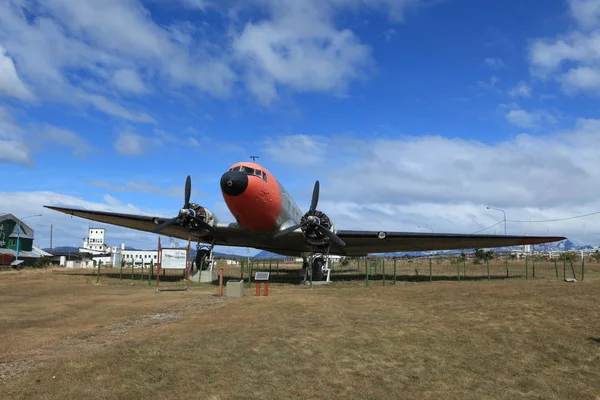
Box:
228, 165, 268, 182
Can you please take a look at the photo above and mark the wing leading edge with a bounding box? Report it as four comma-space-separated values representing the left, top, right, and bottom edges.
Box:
45, 206, 567, 256
334, 230, 566, 255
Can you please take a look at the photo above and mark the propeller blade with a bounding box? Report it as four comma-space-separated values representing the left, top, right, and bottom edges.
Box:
153, 217, 179, 233
194, 217, 216, 233
317, 224, 346, 247
309, 180, 319, 213
184, 175, 191, 209
274, 223, 304, 239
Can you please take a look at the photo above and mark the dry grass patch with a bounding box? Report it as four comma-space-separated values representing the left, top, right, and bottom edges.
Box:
1, 267, 599, 399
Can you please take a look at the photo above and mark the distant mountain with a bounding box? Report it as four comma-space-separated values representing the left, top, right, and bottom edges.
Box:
252, 250, 286, 259
43, 246, 79, 253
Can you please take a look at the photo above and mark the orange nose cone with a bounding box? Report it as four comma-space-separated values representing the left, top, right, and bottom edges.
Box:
222, 172, 282, 232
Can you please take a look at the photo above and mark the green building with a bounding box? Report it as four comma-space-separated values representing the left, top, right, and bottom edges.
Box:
0, 214, 34, 253
0, 214, 51, 266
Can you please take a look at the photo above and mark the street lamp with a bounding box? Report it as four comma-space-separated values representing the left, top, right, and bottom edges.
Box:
486, 206, 506, 235
15, 214, 42, 263
418, 225, 433, 232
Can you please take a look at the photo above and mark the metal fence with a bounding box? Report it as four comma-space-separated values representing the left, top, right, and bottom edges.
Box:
56, 254, 592, 287
214, 254, 589, 287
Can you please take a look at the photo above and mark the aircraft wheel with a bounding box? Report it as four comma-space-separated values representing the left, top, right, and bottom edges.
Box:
312, 257, 324, 281
195, 249, 210, 271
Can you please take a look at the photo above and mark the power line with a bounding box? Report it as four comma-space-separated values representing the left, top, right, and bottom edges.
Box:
507, 211, 600, 223
471, 220, 504, 234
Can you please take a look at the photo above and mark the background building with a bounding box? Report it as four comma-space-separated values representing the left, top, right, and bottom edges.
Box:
73, 227, 158, 268
0, 213, 52, 266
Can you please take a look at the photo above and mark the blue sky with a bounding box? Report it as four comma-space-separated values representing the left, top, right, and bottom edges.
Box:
2, 0, 600, 253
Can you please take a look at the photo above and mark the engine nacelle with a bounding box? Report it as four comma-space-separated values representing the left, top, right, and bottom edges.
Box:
300, 210, 336, 246
187, 203, 218, 232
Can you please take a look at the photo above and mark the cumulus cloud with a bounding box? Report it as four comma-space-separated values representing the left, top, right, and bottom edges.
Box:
86, 180, 205, 199
484, 57, 505, 69
262, 121, 600, 243
264, 134, 329, 165
114, 132, 160, 156
0, 191, 171, 250
44, 126, 93, 158
0, 107, 33, 166
529, 0, 600, 96
508, 81, 532, 98
0, 106, 93, 165
0, 0, 429, 116
0, 45, 34, 101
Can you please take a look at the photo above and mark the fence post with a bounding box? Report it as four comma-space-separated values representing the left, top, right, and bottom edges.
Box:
149, 260, 153, 286
96, 262, 100, 284
120, 260, 123, 281
532, 257, 535, 278
141, 263, 144, 281
487, 258, 490, 281
393, 258, 397, 285
554, 258, 558, 279
429, 257, 432, 283
248, 260, 252, 288
525, 256, 528, 280
582, 257, 585, 281
505, 255, 509, 278
382, 258, 385, 286
569, 259, 577, 280
131, 262, 134, 281
563, 256, 566, 280
456, 258, 460, 282
365, 258, 369, 287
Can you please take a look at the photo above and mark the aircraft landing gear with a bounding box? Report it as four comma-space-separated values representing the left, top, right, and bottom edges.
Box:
194, 242, 215, 272
301, 251, 331, 284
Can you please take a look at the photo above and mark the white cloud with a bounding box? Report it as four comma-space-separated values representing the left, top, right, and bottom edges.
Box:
44, 126, 93, 158
0, 191, 172, 250
0, 106, 95, 165
0, 0, 433, 121
569, 0, 600, 29
0, 45, 34, 101
114, 132, 159, 156
559, 65, 600, 94
86, 180, 203, 198
0, 107, 33, 166
476, 76, 500, 92
112, 69, 149, 95
263, 121, 600, 243
264, 134, 328, 165
508, 81, 532, 98
505, 109, 542, 128
528, 0, 600, 96
484, 57, 505, 69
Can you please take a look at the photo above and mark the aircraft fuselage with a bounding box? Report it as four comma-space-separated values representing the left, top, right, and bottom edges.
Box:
220, 162, 304, 234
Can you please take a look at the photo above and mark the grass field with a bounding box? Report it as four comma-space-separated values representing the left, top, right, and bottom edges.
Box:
1, 264, 600, 399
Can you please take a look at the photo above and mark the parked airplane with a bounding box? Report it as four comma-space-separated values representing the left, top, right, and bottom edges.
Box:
45, 160, 566, 280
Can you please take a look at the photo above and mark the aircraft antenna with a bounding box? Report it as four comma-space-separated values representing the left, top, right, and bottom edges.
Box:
250, 155, 259, 162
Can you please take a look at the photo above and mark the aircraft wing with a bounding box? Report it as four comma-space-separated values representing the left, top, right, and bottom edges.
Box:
333, 230, 566, 255
44, 206, 566, 256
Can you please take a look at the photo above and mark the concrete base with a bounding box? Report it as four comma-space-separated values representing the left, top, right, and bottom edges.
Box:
190, 269, 218, 283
